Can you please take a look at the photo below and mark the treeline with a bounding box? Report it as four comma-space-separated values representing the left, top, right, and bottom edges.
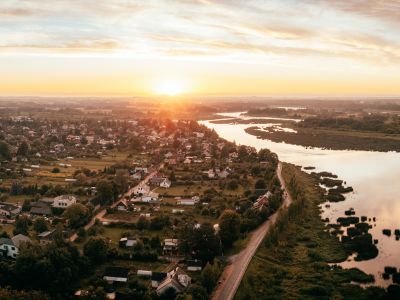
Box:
300, 114, 400, 134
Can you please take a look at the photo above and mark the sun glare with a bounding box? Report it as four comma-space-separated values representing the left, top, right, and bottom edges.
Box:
153, 81, 185, 96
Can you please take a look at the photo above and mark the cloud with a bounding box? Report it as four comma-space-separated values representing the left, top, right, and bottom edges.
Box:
0, 0, 399, 65
318, 0, 400, 25
0, 8, 34, 17
0, 38, 121, 52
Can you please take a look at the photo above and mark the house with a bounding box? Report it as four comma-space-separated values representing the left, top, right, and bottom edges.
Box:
0, 238, 18, 259
163, 239, 179, 255
0, 202, 21, 218
134, 167, 148, 174
103, 267, 129, 283
176, 196, 200, 206
30, 202, 53, 217
253, 191, 272, 211
216, 169, 229, 179
119, 237, 138, 248
11, 234, 31, 248
206, 169, 215, 179
116, 200, 129, 211
150, 174, 167, 186
156, 267, 191, 295
133, 184, 150, 196
151, 272, 167, 288
141, 192, 159, 203
160, 178, 171, 188
137, 270, 152, 277
187, 260, 202, 271
38, 230, 56, 244
52, 195, 77, 208
131, 172, 142, 180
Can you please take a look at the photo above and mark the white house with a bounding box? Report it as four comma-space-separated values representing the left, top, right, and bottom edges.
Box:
160, 178, 171, 188
0, 238, 18, 259
134, 184, 150, 196
52, 195, 77, 208
137, 270, 152, 277
141, 192, 159, 203
176, 196, 200, 206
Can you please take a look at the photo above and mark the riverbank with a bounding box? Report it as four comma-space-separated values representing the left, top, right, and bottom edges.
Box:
245, 126, 400, 152
234, 163, 399, 299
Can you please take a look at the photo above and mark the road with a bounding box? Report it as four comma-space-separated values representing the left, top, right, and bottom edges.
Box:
69, 166, 162, 242
212, 162, 293, 300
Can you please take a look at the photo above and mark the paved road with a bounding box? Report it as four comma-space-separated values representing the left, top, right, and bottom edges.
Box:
69, 166, 162, 242
212, 162, 293, 300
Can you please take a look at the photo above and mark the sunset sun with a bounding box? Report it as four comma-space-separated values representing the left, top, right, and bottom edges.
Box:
154, 81, 185, 96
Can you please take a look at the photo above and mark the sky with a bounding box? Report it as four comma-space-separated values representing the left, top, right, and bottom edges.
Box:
1, 0, 400, 96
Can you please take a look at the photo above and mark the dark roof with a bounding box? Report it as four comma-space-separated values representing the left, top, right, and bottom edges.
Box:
30, 206, 52, 216
0, 238, 14, 246
104, 267, 129, 278
0, 202, 19, 212
151, 272, 167, 281
187, 260, 202, 267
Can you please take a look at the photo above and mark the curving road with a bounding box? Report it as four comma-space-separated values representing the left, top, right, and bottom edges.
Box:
212, 162, 292, 300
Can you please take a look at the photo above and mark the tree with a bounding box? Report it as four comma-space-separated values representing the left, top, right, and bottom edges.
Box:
0, 141, 11, 160
219, 210, 241, 248
255, 179, 266, 189
201, 263, 215, 293
62, 203, 89, 228
191, 223, 222, 263
114, 169, 129, 193
17, 141, 29, 157
169, 171, 176, 182
33, 217, 48, 233
14, 215, 30, 235
14, 242, 85, 296
0, 287, 50, 300
227, 180, 238, 190
136, 215, 150, 230
201, 259, 221, 294
96, 180, 116, 205
83, 237, 109, 264
77, 227, 87, 239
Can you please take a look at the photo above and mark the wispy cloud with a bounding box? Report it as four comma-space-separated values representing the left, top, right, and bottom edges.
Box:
0, 0, 399, 65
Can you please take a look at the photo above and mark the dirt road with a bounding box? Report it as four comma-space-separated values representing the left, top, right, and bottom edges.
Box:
212, 162, 292, 300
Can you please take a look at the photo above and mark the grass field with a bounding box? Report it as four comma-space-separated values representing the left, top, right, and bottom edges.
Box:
0, 150, 132, 188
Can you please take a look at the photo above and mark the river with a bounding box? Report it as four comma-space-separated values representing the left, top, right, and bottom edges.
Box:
200, 112, 400, 286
